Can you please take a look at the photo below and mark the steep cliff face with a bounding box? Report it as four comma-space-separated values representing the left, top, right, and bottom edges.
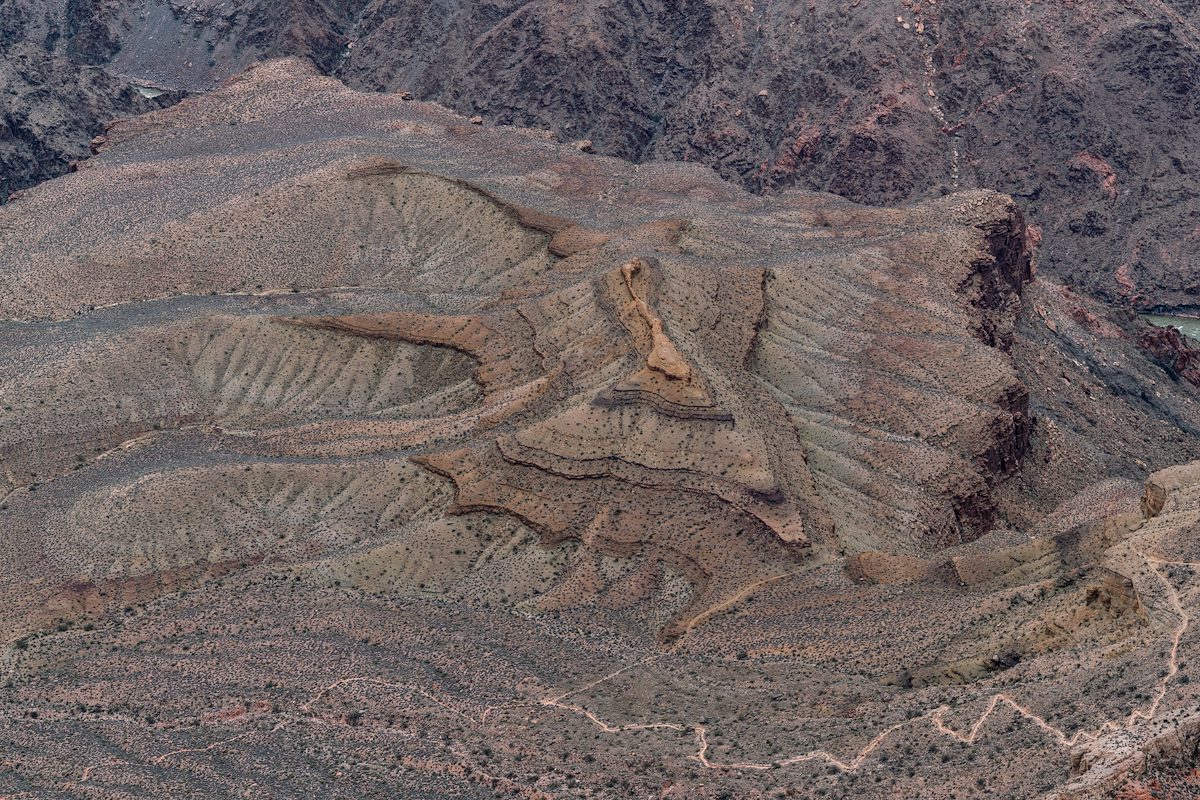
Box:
6, 0, 1200, 309
1139, 324, 1200, 388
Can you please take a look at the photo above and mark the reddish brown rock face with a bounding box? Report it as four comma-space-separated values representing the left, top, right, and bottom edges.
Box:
2, 58, 1200, 800
1140, 324, 1200, 388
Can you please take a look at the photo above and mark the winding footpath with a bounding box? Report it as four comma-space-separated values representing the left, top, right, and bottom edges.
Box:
531, 555, 1197, 775
53, 555, 1197, 794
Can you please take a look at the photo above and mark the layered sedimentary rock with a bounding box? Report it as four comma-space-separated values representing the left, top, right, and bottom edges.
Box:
3, 58, 1200, 800
0, 60, 1038, 580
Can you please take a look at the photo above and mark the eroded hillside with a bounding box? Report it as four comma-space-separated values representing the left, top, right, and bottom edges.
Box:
2, 59, 1200, 799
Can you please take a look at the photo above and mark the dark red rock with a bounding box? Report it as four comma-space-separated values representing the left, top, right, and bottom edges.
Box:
1140, 324, 1200, 388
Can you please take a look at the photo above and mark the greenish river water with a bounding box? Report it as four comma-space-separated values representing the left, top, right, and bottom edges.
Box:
1145, 314, 1200, 342
132, 84, 165, 99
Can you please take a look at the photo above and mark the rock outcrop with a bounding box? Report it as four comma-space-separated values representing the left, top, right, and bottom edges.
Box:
0, 60, 1038, 571
1139, 324, 1200, 388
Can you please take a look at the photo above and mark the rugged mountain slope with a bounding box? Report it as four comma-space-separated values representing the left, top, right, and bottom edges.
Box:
0, 58, 1038, 617
8, 0, 1200, 310
3, 59, 1200, 799
0, 0, 178, 199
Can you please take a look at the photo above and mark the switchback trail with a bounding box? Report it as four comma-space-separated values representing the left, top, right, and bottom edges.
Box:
534, 555, 1196, 776
62, 556, 1195, 791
